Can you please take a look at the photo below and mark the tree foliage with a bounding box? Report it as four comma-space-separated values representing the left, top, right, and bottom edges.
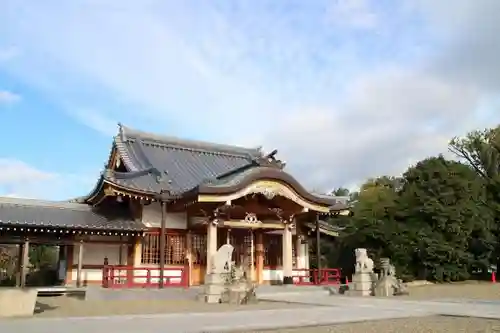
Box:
328, 139, 499, 282
449, 125, 500, 271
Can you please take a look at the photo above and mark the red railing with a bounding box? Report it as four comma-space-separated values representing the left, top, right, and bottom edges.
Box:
102, 265, 188, 289
292, 268, 342, 286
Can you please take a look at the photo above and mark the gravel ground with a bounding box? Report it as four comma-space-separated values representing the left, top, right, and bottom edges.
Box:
235, 316, 500, 333
32, 282, 500, 333
402, 282, 500, 300
34, 297, 304, 318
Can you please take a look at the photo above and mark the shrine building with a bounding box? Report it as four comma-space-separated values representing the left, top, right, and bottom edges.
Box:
0, 125, 349, 288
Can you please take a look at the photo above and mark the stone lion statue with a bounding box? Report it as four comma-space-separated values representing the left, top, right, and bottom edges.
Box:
355, 248, 374, 274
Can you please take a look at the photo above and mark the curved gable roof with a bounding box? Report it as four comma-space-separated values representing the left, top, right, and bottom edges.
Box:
198, 166, 347, 208
83, 124, 346, 211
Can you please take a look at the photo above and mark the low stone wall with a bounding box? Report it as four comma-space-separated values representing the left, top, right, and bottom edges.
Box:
0, 288, 37, 317
84, 285, 199, 301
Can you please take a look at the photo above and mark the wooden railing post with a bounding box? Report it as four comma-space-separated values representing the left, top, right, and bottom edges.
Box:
146, 269, 151, 287
109, 264, 115, 288
102, 257, 109, 288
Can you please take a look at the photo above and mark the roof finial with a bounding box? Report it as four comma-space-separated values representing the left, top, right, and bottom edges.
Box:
117, 122, 124, 140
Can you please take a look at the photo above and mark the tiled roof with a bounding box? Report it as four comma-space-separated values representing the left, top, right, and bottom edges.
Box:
0, 197, 145, 232
199, 166, 348, 207
306, 220, 346, 237
84, 125, 346, 208
103, 125, 262, 196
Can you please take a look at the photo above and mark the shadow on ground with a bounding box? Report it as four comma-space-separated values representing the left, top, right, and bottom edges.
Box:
34, 301, 59, 314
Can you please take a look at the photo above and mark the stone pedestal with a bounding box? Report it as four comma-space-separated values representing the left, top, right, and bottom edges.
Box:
350, 272, 375, 296
221, 282, 256, 304
201, 273, 227, 303
373, 258, 409, 297
0, 288, 37, 317
373, 276, 396, 297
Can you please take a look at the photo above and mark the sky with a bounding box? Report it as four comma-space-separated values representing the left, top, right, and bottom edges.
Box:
1, 0, 500, 200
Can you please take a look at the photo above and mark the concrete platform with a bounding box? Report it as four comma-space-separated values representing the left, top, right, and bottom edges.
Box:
84, 286, 200, 301
0, 305, 433, 333
3, 288, 500, 332
0, 288, 37, 318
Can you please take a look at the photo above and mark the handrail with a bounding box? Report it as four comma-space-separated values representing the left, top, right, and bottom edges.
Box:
292, 268, 342, 286
102, 265, 188, 289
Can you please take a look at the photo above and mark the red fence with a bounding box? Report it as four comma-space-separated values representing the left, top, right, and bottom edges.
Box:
292, 268, 342, 286
102, 265, 188, 289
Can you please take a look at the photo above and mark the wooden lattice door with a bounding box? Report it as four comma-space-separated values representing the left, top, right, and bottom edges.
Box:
229, 230, 256, 280
190, 233, 207, 285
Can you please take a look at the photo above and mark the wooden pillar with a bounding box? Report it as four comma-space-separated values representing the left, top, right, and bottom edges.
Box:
249, 229, 255, 282
127, 237, 136, 282
256, 231, 264, 284
65, 245, 74, 285
133, 237, 142, 267
282, 226, 293, 284
18, 238, 29, 288
295, 229, 306, 270
76, 240, 84, 288
186, 231, 192, 286
206, 222, 217, 273
159, 201, 167, 288
316, 214, 321, 271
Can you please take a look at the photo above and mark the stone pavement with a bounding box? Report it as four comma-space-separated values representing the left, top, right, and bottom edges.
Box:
259, 293, 500, 319
1, 293, 500, 332
0, 305, 432, 333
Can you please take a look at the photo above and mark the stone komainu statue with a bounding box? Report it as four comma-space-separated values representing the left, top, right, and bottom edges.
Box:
355, 248, 374, 273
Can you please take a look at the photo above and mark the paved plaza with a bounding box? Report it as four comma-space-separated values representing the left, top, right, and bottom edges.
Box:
1, 293, 500, 333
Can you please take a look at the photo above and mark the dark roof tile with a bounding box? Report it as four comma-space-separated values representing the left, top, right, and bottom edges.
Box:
0, 197, 145, 232
106, 125, 261, 195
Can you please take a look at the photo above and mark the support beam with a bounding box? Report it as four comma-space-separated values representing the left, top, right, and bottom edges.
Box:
159, 201, 167, 288
316, 214, 321, 271
206, 223, 218, 273
295, 230, 306, 270
186, 231, 193, 286
282, 225, 293, 284
256, 231, 264, 284
249, 229, 255, 282
19, 238, 29, 288
76, 240, 84, 287
127, 237, 136, 283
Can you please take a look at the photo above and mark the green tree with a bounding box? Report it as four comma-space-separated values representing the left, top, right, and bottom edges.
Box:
329, 176, 401, 277
450, 126, 500, 270
331, 187, 350, 196
396, 156, 494, 281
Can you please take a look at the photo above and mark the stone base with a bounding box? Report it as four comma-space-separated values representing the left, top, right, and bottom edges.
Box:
283, 276, 293, 285
347, 289, 372, 296
201, 283, 226, 303
0, 288, 37, 317
350, 272, 375, 296
204, 273, 227, 285
374, 276, 409, 297
223, 282, 257, 304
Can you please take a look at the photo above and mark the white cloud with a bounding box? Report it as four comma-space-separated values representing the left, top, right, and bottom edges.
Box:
263, 68, 482, 189
0, 46, 19, 62
328, 0, 378, 30
1, 1, 500, 194
0, 159, 55, 184
68, 108, 118, 136
0, 158, 95, 200
0, 91, 21, 104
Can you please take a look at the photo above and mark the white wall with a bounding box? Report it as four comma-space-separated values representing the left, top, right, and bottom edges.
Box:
74, 243, 123, 266
68, 243, 123, 284
132, 268, 184, 285
263, 269, 283, 282
142, 203, 187, 229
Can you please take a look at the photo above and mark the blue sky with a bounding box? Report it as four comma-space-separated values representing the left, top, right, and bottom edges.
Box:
1, 0, 500, 200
